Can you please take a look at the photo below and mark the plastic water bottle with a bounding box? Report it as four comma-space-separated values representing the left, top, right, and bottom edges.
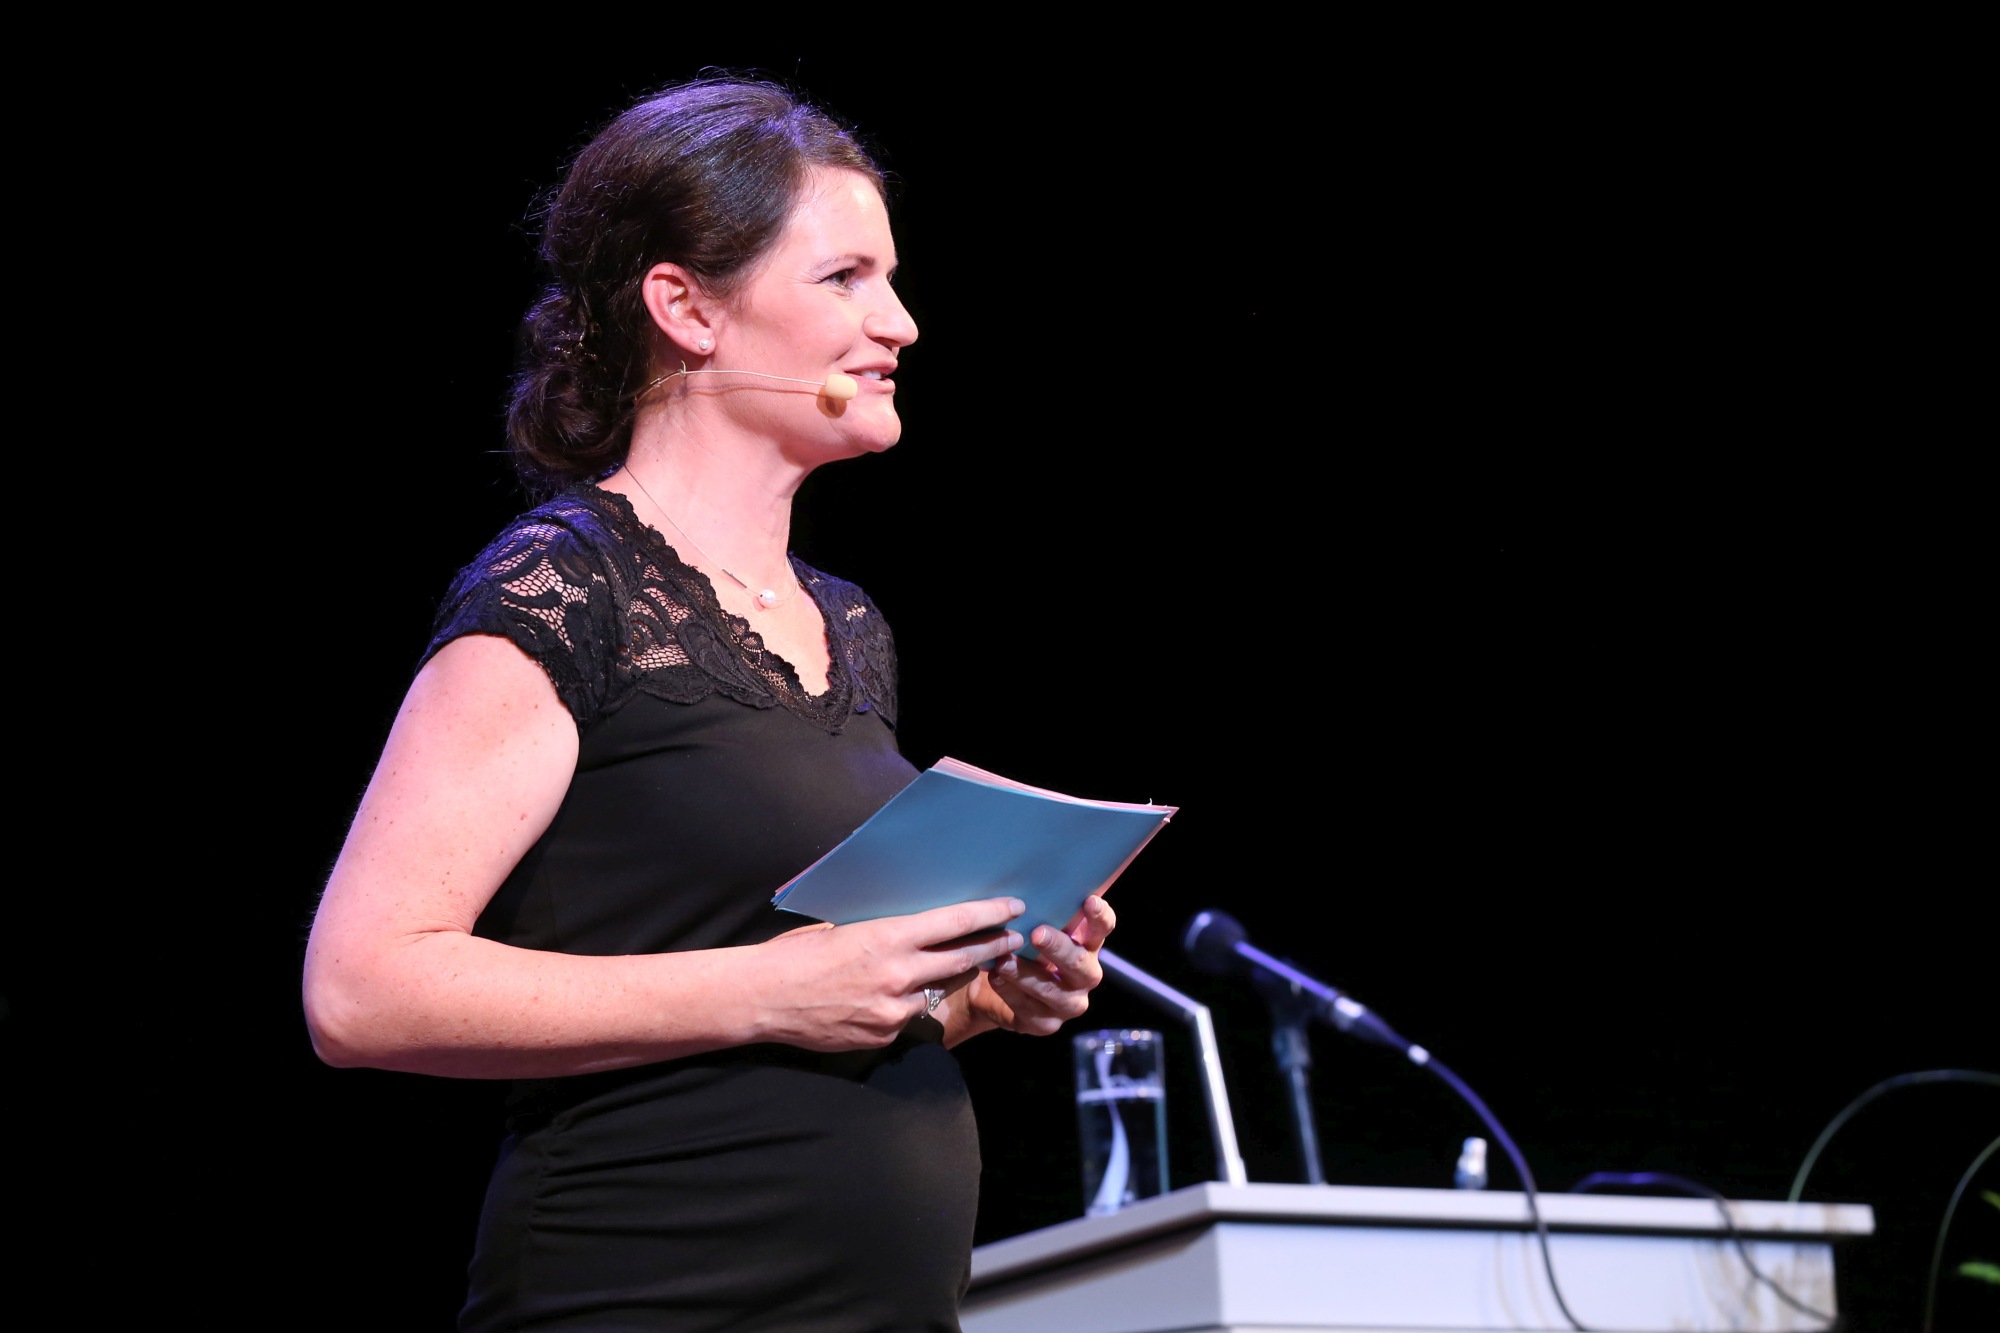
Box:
1454, 1136, 1488, 1190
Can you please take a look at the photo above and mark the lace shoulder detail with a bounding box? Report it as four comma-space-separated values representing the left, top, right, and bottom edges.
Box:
424, 484, 897, 733
805, 561, 899, 731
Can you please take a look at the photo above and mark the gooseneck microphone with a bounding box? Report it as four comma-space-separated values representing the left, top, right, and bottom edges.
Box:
645, 363, 859, 401
1182, 910, 1420, 1059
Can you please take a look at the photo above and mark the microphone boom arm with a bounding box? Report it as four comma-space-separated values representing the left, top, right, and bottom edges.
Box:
1233, 941, 1426, 1061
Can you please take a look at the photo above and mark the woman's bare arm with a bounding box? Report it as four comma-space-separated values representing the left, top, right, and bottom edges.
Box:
303, 634, 1025, 1079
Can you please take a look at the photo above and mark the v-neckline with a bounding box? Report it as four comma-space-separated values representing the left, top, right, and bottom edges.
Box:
589, 481, 840, 702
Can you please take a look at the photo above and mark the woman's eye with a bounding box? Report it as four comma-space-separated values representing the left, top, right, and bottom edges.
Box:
824, 267, 859, 290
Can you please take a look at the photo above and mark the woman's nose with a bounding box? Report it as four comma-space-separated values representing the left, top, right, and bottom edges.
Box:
867, 286, 919, 349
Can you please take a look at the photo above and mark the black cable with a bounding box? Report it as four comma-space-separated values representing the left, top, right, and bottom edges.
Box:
1922, 1133, 2000, 1333
1421, 1054, 1594, 1332
1777, 1069, 2000, 1331
1787, 1069, 2000, 1204
1572, 1170, 1838, 1326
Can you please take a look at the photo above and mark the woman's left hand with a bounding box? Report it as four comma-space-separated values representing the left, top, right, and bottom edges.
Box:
939, 895, 1116, 1044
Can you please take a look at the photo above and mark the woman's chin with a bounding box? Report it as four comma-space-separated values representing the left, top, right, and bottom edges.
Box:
831, 415, 903, 457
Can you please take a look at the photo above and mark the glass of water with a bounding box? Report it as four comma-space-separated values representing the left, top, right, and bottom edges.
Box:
1072, 1028, 1168, 1216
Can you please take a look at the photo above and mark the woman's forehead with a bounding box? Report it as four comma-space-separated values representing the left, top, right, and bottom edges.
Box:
774, 169, 896, 257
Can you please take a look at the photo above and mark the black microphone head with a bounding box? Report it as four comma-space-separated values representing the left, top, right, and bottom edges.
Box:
1182, 910, 1249, 976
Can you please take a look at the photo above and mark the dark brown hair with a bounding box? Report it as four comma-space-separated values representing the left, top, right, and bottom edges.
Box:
507, 77, 884, 498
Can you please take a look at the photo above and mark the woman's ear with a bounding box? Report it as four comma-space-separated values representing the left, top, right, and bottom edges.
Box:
641, 263, 716, 359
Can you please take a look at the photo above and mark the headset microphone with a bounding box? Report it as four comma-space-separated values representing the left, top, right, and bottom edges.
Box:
646, 364, 859, 401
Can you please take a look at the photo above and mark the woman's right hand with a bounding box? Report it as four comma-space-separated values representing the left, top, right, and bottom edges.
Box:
757, 899, 1025, 1051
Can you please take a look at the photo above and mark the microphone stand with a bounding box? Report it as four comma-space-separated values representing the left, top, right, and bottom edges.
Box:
1098, 948, 1249, 1186
1255, 970, 1327, 1186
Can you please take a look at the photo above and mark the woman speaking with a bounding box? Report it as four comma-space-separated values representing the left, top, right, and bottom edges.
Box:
304, 76, 1117, 1331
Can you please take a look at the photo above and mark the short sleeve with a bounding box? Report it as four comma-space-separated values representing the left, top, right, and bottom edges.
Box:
424, 511, 626, 726
421, 484, 895, 735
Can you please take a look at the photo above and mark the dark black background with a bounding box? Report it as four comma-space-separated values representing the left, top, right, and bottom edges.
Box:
72, 28, 1994, 1332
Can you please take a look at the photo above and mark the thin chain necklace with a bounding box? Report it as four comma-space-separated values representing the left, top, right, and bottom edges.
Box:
621, 463, 800, 610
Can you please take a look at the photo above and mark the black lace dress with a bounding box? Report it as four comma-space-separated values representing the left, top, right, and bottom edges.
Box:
428, 483, 978, 1332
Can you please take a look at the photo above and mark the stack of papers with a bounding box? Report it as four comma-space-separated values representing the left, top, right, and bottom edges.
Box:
773, 757, 1177, 960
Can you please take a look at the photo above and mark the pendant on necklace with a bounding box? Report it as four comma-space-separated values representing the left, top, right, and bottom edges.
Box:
756, 589, 782, 609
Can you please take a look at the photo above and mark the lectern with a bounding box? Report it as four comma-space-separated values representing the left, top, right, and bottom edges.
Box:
962, 1182, 1872, 1332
